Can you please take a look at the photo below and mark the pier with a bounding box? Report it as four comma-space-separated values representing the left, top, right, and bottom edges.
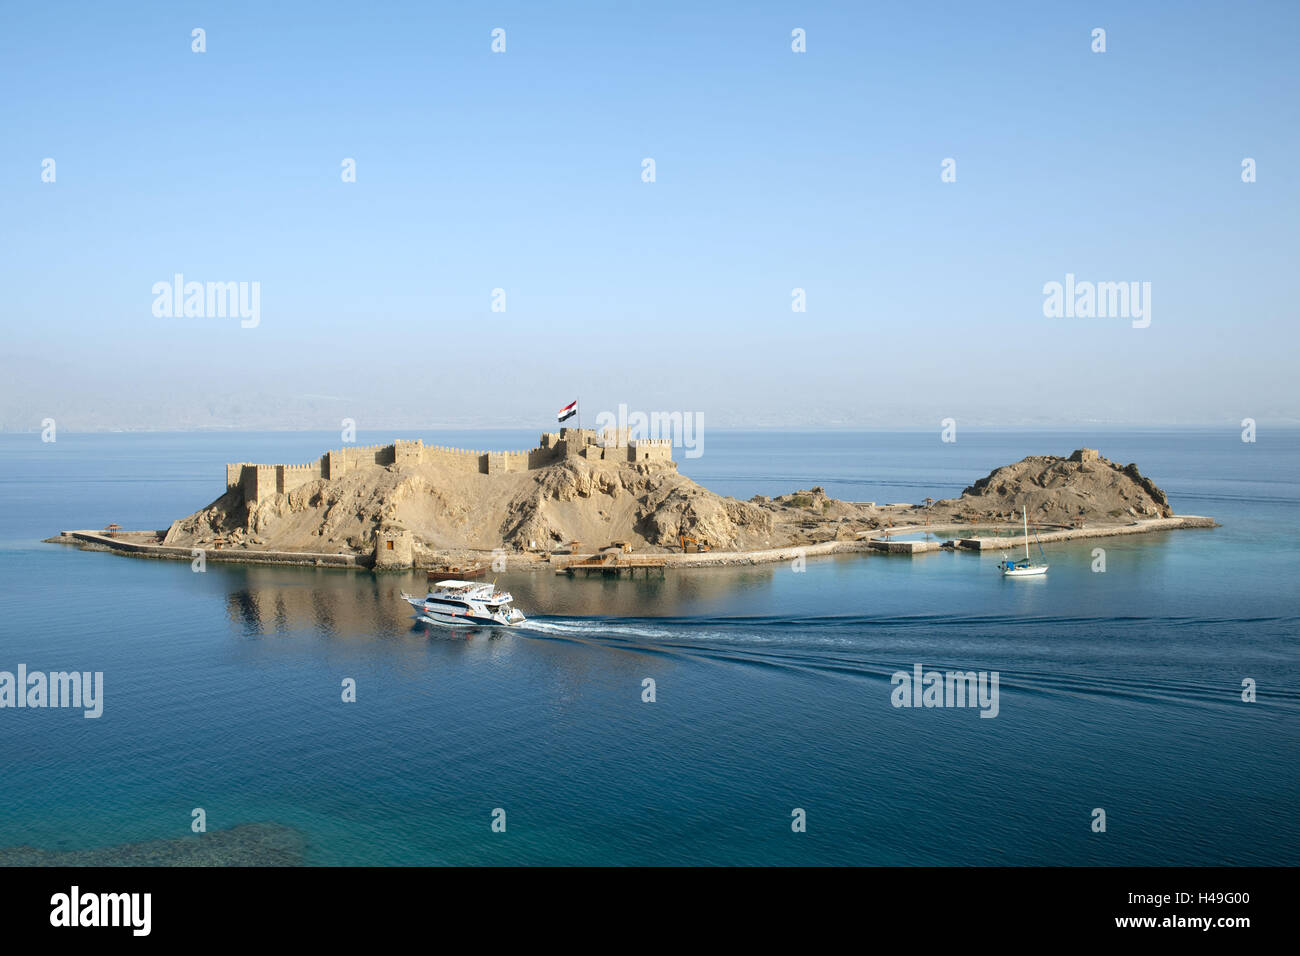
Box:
558, 554, 668, 577
857, 514, 1218, 555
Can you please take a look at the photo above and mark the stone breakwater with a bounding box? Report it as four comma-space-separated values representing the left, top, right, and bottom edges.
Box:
48, 530, 360, 567
862, 515, 1219, 554
49, 513, 1217, 571
50, 530, 870, 569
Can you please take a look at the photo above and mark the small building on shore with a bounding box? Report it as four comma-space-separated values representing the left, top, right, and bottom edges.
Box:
373, 527, 414, 570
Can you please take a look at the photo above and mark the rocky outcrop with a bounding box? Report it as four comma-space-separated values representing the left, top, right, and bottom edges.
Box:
955, 449, 1174, 522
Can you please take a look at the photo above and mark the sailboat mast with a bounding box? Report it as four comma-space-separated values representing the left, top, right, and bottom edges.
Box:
1023, 506, 1030, 561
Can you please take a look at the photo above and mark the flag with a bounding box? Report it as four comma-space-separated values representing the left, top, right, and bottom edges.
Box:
557, 400, 577, 423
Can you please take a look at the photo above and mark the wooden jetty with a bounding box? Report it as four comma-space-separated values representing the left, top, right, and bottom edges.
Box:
557, 553, 667, 577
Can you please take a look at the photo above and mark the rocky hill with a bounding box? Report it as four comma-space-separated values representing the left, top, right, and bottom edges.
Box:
163, 454, 781, 557
947, 448, 1173, 524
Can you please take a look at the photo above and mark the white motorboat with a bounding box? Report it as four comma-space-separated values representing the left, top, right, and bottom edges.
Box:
402, 580, 527, 627
1001, 506, 1048, 577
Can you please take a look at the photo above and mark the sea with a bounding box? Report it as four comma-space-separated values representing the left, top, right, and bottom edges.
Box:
0, 428, 1296, 866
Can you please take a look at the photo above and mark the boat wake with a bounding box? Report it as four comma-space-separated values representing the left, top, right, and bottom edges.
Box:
513, 614, 1300, 713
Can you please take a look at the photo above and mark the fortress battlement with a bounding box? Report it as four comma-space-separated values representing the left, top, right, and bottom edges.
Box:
227, 427, 674, 505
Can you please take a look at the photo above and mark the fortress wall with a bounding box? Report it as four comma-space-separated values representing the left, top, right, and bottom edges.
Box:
492, 446, 558, 472
630, 438, 673, 462
331, 444, 391, 470
227, 429, 665, 498
236, 447, 376, 504
424, 445, 487, 474
248, 465, 277, 504
278, 462, 324, 495
352, 444, 389, 467
325, 450, 343, 480
560, 427, 597, 445
393, 439, 424, 466
528, 445, 561, 469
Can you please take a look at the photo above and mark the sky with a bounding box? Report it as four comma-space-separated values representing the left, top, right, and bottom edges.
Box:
1, 0, 1297, 430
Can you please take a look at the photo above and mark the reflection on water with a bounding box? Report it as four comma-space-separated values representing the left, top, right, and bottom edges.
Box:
220, 563, 790, 636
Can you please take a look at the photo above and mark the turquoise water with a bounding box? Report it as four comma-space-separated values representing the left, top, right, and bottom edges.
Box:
0, 429, 1296, 865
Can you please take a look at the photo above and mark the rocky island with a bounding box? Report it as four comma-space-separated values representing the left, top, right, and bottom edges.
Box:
52, 429, 1215, 570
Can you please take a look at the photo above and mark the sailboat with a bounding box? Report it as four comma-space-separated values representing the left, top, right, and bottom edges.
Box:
1001, 506, 1048, 577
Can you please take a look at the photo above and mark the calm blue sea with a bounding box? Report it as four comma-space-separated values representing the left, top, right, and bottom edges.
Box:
0, 428, 1296, 865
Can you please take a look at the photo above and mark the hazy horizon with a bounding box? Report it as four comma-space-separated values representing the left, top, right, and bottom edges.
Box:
4, 420, 1294, 435
3, 1, 1297, 432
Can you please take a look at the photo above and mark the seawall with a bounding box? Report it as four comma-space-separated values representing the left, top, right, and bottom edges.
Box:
857, 515, 1217, 554
51, 531, 361, 568
50, 513, 1217, 573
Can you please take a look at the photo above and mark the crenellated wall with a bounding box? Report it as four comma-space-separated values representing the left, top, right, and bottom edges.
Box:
629, 438, 673, 462
228, 427, 672, 504
423, 443, 489, 473
278, 462, 325, 495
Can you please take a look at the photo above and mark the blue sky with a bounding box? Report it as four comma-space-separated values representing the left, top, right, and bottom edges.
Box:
2, 0, 1297, 429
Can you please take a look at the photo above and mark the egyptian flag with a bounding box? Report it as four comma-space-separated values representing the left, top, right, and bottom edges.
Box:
557, 400, 578, 423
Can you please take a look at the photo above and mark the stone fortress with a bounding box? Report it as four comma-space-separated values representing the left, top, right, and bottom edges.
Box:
226, 427, 674, 506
